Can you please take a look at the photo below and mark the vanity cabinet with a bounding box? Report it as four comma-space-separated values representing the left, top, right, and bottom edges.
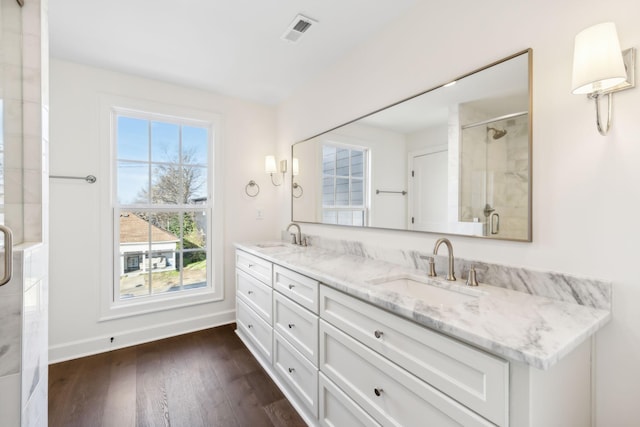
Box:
235, 247, 593, 427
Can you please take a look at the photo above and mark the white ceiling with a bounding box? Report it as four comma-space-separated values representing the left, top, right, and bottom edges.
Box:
49, 0, 416, 105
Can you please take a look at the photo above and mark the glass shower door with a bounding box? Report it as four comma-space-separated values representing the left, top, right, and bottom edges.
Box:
1, 100, 15, 287
0, 0, 23, 286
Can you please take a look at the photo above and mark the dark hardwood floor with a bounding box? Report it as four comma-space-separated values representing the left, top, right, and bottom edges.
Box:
49, 324, 306, 427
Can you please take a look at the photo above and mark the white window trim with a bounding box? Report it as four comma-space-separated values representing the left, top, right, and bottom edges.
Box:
98, 94, 224, 321
319, 140, 370, 226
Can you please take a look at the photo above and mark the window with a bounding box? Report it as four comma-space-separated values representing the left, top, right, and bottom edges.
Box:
114, 111, 212, 302
321, 143, 368, 226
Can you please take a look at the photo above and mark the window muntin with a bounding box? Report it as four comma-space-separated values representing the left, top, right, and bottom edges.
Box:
114, 112, 212, 302
321, 144, 368, 226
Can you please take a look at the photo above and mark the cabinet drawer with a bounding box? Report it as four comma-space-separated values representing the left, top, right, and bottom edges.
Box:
319, 372, 381, 427
274, 291, 319, 366
273, 331, 318, 418
320, 285, 508, 426
273, 265, 319, 313
320, 320, 493, 427
236, 298, 272, 363
236, 250, 272, 285
236, 269, 272, 324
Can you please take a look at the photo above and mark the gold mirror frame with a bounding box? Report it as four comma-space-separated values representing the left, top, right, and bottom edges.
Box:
292, 49, 532, 242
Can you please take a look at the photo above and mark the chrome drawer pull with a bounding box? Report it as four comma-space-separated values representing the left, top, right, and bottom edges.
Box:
374, 388, 384, 397
288, 323, 295, 329
288, 367, 295, 374
374, 330, 384, 339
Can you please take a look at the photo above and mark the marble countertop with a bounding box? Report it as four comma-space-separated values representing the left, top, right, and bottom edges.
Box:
235, 241, 611, 370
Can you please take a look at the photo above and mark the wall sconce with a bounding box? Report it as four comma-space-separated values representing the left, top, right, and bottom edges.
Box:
265, 155, 287, 186
292, 158, 303, 198
572, 22, 636, 136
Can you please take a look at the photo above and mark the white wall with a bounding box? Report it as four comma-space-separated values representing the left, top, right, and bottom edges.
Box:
292, 122, 406, 228
49, 59, 279, 361
276, 1, 640, 425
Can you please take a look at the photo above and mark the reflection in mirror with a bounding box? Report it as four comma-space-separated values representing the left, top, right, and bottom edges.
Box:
292, 49, 531, 241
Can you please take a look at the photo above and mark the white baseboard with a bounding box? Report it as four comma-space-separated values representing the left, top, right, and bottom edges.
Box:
48, 309, 236, 364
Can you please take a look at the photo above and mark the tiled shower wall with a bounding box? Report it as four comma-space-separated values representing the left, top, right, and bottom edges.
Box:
459, 110, 529, 240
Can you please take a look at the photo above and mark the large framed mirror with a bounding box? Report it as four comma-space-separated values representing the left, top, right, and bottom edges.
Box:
292, 49, 532, 241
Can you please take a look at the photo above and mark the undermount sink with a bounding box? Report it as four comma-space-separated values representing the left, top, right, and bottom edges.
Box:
368, 275, 482, 307
255, 242, 287, 248
253, 242, 292, 254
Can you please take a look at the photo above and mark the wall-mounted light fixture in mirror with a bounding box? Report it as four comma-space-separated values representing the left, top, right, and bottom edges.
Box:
292, 49, 532, 241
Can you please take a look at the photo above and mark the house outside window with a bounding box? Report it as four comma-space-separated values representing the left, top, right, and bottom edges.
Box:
113, 110, 212, 301
321, 143, 368, 226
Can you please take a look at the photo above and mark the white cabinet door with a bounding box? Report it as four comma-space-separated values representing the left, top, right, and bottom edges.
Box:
236, 298, 272, 363
320, 320, 494, 427
274, 290, 319, 366
236, 250, 272, 285
320, 285, 508, 426
273, 331, 319, 418
273, 264, 319, 313
319, 373, 381, 427
236, 269, 273, 324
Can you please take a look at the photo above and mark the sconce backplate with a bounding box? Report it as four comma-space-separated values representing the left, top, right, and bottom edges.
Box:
589, 48, 636, 98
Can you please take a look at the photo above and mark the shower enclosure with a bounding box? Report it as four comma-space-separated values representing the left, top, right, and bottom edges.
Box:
0, 0, 49, 426
459, 112, 529, 239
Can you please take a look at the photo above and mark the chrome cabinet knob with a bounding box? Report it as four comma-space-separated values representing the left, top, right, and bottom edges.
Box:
374, 388, 384, 397
374, 330, 383, 339
247, 324, 253, 329
288, 323, 295, 329
288, 367, 295, 374
288, 284, 295, 290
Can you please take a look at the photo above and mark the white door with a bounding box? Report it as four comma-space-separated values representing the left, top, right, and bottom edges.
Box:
409, 149, 448, 232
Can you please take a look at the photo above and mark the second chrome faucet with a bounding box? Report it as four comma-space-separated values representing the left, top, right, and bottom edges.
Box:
431, 237, 456, 281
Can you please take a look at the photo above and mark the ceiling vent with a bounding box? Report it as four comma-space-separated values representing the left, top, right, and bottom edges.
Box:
281, 14, 318, 43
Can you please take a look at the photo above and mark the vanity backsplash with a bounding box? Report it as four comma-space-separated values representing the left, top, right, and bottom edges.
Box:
284, 232, 612, 311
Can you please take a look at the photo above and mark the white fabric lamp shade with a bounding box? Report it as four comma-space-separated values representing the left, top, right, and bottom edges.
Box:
265, 155, 278, 174
292, 158, 299, 176
572, 22, 627, 94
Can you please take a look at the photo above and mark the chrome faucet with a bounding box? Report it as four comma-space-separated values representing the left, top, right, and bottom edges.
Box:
286, 222, 302, 246
433, 238, 456, 281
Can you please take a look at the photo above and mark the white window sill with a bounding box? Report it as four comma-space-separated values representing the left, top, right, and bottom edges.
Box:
99, 287, 222, 322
